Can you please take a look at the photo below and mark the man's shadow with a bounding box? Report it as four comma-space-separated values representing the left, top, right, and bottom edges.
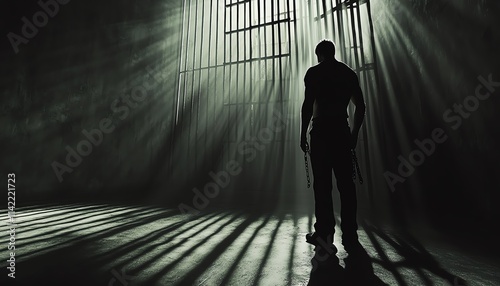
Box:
307, 245, 345, 286
307, 242, 388, 286
343, 242, 389, 285
307, 220, 469, 286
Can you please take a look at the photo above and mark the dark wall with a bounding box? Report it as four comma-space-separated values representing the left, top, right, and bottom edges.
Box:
1, 0, 183, 204
374, 0, 500, 227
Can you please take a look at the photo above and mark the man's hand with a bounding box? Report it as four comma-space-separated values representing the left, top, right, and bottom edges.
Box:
301, 135, 309, 153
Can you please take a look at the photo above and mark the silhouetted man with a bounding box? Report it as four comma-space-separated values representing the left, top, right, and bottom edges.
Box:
301, 40, 366, 249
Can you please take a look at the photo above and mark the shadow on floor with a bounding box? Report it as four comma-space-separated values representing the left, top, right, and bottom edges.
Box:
307, 220, 468, 286
3, 204, 475, 286
307, 241, 388, 286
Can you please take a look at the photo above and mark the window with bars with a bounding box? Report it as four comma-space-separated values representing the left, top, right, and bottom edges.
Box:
224, 0, 293, 64
177, 0, 295, 73
175, 0, 296, 168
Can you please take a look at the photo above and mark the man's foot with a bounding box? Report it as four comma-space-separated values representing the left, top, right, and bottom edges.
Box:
308, 233, 338, 267
306, 232, 334, 247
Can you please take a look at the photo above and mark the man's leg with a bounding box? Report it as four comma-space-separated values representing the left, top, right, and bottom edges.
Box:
332, 130, 358, 242
310, 131, 335, 241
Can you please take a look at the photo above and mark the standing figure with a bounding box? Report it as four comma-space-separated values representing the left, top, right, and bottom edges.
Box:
300, 40, 366, 249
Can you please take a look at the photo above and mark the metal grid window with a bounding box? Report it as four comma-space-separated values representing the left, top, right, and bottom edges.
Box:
175, 0, 296, 169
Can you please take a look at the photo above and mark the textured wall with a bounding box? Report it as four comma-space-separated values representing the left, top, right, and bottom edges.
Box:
372, 0, 500, 226
1, 0, 183, 203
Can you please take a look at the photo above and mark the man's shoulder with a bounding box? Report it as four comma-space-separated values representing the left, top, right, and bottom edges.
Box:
306, 63, 322, 74
305, 60, 356, 80
336, 60, 356, 74
314, 60, 355, 72
304, 64, 322, 82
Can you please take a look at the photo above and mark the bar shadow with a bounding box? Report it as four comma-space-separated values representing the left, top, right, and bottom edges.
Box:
362, 221, 468, 286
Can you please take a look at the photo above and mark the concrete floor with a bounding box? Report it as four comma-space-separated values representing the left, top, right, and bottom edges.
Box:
1, 202, 499, 285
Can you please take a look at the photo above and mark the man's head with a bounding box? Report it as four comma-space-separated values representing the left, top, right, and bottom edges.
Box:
315, 40, 336, 62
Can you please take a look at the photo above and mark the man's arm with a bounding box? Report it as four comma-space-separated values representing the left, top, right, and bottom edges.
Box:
350, 75, 366, 149
301, 84, 314, 153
